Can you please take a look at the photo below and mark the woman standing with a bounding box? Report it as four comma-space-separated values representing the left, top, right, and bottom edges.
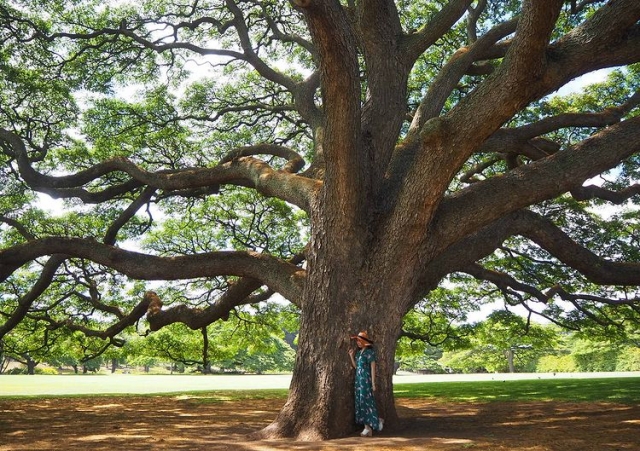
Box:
348, 331, 384, 436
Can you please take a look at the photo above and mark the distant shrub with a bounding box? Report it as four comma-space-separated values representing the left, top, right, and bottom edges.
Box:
615, 347, 640, 371
536, 355, 577, 373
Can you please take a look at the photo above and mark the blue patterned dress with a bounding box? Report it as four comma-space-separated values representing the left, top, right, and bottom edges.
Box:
354, 346, 381, 430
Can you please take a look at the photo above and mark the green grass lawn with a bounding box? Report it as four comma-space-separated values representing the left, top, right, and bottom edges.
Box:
0, 373, 292, 397
1, 374, 639, 403
393, 377, 640, 403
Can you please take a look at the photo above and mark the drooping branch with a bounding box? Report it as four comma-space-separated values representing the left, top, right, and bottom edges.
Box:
147, 279, 263, 331
460, 262, 640, 330
0, 255, 67, 340
458, 208, 640, 287
43, 294, 152, 342
147, 252, 306, 331
545, 284, 640, 307
413, 211, 527, 307
414, 198, 640, 314
515, 210, 640, 286
570, 183, 640, 204
103, 186, 156, 245
0, 216, 36, 241
0, 237, 306, 303
399, 326, 461, 348
411, 205, 640, 330
462, 263, 551, 304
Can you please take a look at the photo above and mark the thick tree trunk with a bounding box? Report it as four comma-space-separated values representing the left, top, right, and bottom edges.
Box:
255, 265, 405, 440
257, 317, 401, 439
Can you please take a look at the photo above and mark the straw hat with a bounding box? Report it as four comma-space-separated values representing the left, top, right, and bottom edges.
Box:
350, 330, 373, 346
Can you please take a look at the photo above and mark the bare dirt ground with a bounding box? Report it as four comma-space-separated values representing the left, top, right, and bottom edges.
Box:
1, 396, 639, 451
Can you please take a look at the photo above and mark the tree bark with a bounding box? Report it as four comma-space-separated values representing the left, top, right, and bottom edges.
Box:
255, 274, 403, 440
253, 184, 409, 439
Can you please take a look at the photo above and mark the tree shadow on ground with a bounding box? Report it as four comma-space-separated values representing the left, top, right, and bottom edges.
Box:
1, 396, 639, 450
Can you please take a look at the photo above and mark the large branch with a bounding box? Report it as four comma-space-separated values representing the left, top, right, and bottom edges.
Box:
470, 3, 640, 121
147, 251, 306, 330
475, 90, 640, 162
408, 1, 639, 218
439, 0, 564, 147
1, 129, 319, 212
0, 237, 306, 303
435, 115, 640, 252
147, 279, 268, 331
429, 208, 640, 290
408, 17, 519, 134
514, 210, 640, 286
293, 0, 369, 246
549, 1, 640, 89
357, 0, 409, 186
382, 1, 564, 262
413, 208, 640, 314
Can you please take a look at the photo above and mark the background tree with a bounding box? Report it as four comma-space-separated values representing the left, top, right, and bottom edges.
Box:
139, 305, 296, 373
441, 311, 559, 373
1, 0, 640, 440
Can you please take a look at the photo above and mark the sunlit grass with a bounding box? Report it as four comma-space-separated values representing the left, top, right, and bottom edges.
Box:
2, 374, 639, 404
393, 377, 640, 404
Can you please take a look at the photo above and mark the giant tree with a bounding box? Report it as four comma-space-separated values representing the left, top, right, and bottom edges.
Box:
1, 0, 640, 440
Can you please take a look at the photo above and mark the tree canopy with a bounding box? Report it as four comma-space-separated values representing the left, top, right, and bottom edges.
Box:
1, 0, 640, 440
